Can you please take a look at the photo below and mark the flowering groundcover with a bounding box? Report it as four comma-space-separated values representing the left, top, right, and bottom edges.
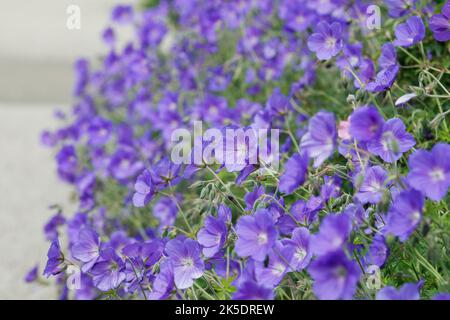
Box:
28, 0, 450, 300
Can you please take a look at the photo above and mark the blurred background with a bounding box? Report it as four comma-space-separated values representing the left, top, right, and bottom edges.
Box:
0, 0, 136, 299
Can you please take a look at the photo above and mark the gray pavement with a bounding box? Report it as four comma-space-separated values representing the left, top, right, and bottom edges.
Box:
0, 0, 137, 299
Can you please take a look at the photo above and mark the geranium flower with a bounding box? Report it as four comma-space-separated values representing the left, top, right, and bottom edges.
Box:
233, 280, 274, 300
384, 189, 424, 242
91, 248, 126, 291
407, 143, 450, 201
255, 242, 293, 287
307, 21, 344, 60
311, 213, 352, 256
43, 238, 65, 277
368, 118, 415, 162
132, 169, 157, 207
429, 1, 450, 42
308, 250, 361, 300
393, 16, 425, 47
71, 227, 101, 272
376, 280, 423, 300
279, 153, 308, 194
25, 265, 39, 283
349, 105, 385, 142
235, 209, 277, 261
283, 227, 312, 271
148, 260, 174, 300
366, 65, 399, 92
165, 237, 204, 289
385, 0, 417, 18
153, 196, 178, 231
300, 111, 337, 167
354, 166, 390, 204
244, 186, 265, 210
364, 234, 390, 268
197, 215, 227, 258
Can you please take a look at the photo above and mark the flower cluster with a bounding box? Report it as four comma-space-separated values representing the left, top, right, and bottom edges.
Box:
29, 0, 449, 300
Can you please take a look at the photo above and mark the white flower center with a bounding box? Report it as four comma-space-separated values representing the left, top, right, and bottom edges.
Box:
295, 15, 305, 24
412, 211, 421, 222
295, 247, 307, 261
209, 106, 218, 116
257, 232, 268, 245
429, 168, 445, 182
182, 257, 194, 268
325, 37, 336, 49
272, 263, 286, 276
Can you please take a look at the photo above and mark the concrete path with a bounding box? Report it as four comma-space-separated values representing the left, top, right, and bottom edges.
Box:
0, 0, 137, 299
0, 104, 73, 299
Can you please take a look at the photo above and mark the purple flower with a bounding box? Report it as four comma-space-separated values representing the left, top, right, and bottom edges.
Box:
109, 148, 144, 181
153, 196, 178, 231
102, 27, 115, 47
197, 215, 227, 258
307, 21, 344, 60
165, 237, 204, 289
233, 280, 274, 300
44, 211, 66, 241
91, 248, 126, 291
71, 228, 101, 272
320, 175, 342, 202
73, 59, 89, 96
25, 265, 39, 283
364, 235, 389, 268
393, 16, 425, 47
349, 105, 385, 142
235, 209, 277, 261
376, 280, 423, 300
266, 87, 291, 116
384, 189, 424, 242
74, 274, 97, 300
368, 118, 415, 162
244, 186, 265, 210
308, 250, 361, 300
56, 145, 78, 183
111, 5, 133, 24
378, 43, 398, 69
43, 238, 64, 277
385, 0, 417, 18
254, 242, 293, 287
354, 166, 389, 204
122, 240, 163, 269
407, 143, 450, 201
366, 65, 399, 93
429, 2, 450, 42
433, 292, 450, 300
279, 153, 308, 194
283, 227, 312, 271
311, 213, 352, 256
336, 43, 363, 79
280, 6, 314, 33
87, 117, 112, 146
148, 259, 174, 300
300, 111, 337, 167
132, 169, 157, 207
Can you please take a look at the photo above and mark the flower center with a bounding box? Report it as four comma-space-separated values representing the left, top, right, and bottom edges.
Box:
412, 211, 421, 222
325, 37, 336, 49
295, 15, 305, 25
429, 168, 445, 182
295, 247, 307, 261
120, 159, 131, 169
273, 263, 286, 276
209, 106, 218, 115
182, 257, 194, 268
257, 232, 268, 245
